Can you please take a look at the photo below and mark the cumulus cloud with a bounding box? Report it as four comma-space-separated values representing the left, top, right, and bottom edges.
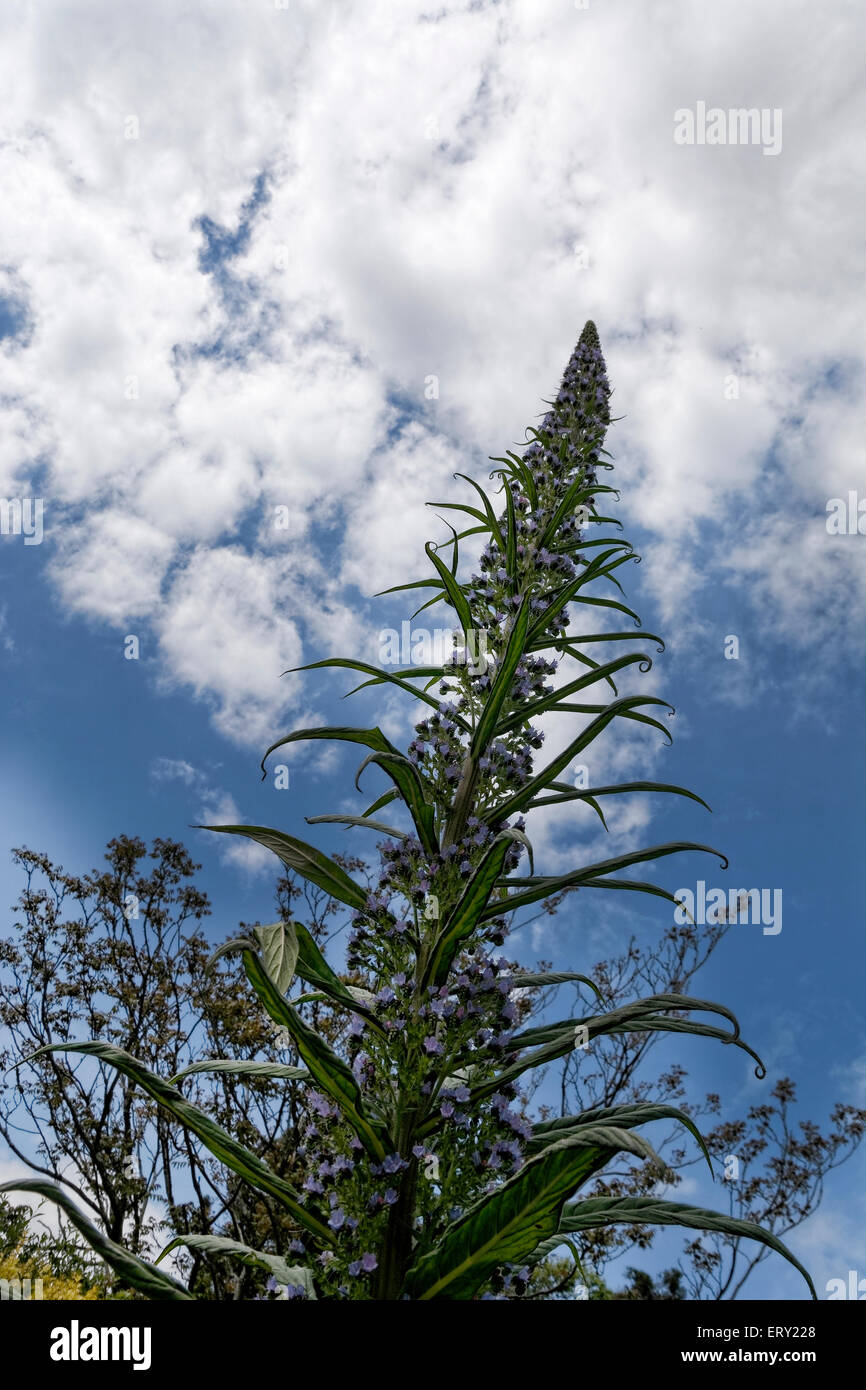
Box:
0, 0, 862, 748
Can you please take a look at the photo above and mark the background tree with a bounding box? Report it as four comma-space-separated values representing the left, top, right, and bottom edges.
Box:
549, 917, 865, 1297
2, 834, 859, 1300
0, 1192, 107, 1299
0, 836, 356, 1298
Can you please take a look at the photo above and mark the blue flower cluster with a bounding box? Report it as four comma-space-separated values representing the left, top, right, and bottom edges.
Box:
286, 323, 612, 1298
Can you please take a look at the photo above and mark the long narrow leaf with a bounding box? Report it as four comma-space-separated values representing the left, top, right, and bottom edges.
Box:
198, 825, 367, 913
531, 1196, 816, 1298
0, 1178, 193, 1300
242, 952, 387, 1161
156, 1234, 316, 1296
22, 1042, 332, 1243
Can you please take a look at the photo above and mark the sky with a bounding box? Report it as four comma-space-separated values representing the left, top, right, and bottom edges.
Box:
0, 0, 864, 1300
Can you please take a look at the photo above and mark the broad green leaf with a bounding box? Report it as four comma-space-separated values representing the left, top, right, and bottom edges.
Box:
513, 993, 743, 1050
0, 1178, 193, 1300
289, 923, 384, 1034
255, 920, 299, 994
403, 1128, 658, 1300
485, 995, 766, 1094
528, 1101, 714, 1176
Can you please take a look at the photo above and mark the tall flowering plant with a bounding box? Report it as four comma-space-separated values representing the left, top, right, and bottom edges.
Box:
3, 324, 815, 1300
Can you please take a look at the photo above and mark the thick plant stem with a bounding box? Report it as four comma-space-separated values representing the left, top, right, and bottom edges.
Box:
373, 1103, 421, 1300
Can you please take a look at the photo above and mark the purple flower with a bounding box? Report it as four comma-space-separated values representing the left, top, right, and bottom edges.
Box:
424, 1036, 443, 1055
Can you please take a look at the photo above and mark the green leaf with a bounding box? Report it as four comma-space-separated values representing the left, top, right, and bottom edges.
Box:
354, 752, 439, 856
487, 994, 766, 1094
501, 476, 518, 573
292, 923, 384, 1032
425, 828, 532, 985
403, 1128, 658, 1300
528, 1101, 714, 1177
470, 595, 532, 756
156, 1234, 316, 1297
259, 724, 401, 780
280, 659, 463, 724
555, 630, 665, 651
528, 592, 644, 643
483, 695, 675, 826
537, 477, 616, 550
170, 1059, 309, 1085
513, 993, 744, 1049
242, 951, 387, 1161
495, 652, 654, 736
454, 472, 506, 554
424, 540, 473, 636
255, 921, 299, 994
205, 935, 257, 975
306, 813, 407, 838
360, 787, 399, 818
22, 1042, 332, 1244
510, 970, 602, 999
0, 1178, 194, 1300
527, 559, 640, 643
527, 779, 711, 813
531, 1196, 816, 1298
198, 825, 367, 913
484, 841, 728, 920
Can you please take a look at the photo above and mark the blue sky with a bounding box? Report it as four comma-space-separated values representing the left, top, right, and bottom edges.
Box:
0, 0, 864, 1300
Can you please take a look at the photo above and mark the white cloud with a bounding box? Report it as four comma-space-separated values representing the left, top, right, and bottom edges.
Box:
0, 0, 862, 747
150, 756, 272, 873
